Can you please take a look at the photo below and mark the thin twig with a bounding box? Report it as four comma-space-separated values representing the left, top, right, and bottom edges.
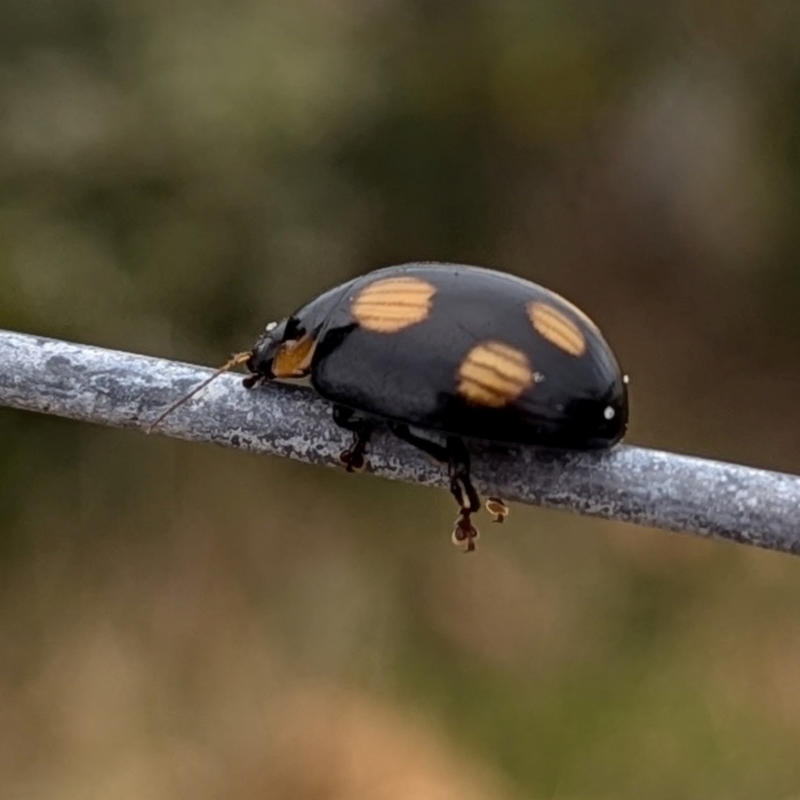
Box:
1, 329, 798, 556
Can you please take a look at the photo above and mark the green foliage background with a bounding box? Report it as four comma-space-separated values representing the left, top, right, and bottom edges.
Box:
2, 1, 800, 797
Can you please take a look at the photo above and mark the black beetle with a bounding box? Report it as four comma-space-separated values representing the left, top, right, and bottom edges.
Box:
153, 263, 628, 551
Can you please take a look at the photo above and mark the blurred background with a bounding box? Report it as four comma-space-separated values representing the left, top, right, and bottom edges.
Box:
2, 1, 800, 797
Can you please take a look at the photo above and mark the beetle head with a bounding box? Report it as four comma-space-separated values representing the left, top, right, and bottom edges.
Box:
247, 316, 317, 382
246, 319, 288, 379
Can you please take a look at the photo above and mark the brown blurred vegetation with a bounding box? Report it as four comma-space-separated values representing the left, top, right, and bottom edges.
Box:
2, 0, 800, 797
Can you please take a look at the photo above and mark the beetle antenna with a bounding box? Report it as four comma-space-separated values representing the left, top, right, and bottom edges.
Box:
147, 351, 251, 432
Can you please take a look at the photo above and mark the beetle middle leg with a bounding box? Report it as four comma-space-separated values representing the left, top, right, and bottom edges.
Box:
445, 437, 482, 553
332, 405, 374, 472
389, 425, 482, 552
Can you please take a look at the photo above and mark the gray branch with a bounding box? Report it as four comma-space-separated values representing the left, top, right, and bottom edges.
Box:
1, 328, 798, 556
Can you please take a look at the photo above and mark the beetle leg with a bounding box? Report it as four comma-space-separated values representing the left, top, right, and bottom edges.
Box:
445, 437, 481, 553
387, 425, 482, 552
332, 405, 374, 472
486, 497, 510, 523
242, 374, 263, 389
387, 423, 450, 462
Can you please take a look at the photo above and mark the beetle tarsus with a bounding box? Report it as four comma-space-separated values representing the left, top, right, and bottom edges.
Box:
333, 405, 373, 473
452, 511, 479, 552
339, 442, 368, 473
446, 437, 482, 551
486, 497, 509, 523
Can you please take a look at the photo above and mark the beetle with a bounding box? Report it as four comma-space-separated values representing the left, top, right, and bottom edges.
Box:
237, 262, 629, 551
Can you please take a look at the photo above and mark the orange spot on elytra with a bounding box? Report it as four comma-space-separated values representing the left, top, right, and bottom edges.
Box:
457, 341, 533, 408
352, 276, 436, 333
528, 302, 586, 357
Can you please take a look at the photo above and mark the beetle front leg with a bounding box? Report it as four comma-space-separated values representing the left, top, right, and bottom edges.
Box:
332, 405, 374, 472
